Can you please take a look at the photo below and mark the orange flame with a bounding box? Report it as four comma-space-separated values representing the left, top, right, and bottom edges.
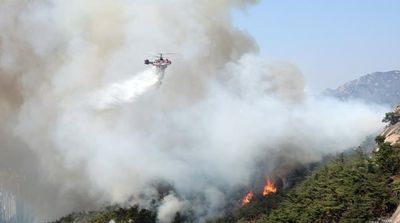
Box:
263, 177, 277, 197
241, 191, 254, 206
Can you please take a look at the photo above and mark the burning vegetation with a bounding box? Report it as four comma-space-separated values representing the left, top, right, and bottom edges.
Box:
241, 192, 254, 206
263, 178, 277, 197
241, 177, 277, 207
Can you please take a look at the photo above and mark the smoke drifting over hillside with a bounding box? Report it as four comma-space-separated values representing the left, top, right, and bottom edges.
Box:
0, 0, 387, 222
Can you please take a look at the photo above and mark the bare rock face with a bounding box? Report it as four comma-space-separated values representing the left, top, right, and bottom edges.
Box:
382, 123, 400, 144
391, 207, 400, 223
395, 105, 400, 114
381, 105, 400, 144
324, 70, 400, 107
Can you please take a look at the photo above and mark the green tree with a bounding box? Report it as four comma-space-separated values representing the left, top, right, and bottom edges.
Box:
374, 140, 400, 175
382, 112, 400, 126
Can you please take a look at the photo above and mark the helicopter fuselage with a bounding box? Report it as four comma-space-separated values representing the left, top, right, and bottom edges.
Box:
144, 55, 172, 85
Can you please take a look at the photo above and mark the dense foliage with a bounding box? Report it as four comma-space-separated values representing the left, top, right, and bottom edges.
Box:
53, 205, 191, 223
382, 112, 400, 125
88, 206, 156, 223
256, 141, 400, 223
53, 206, 156, 223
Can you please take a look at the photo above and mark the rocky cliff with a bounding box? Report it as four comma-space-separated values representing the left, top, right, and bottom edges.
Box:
381, 105, 400, 145
382, 105, 400, 223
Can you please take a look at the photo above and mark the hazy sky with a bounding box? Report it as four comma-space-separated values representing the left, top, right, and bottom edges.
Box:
233, 0, 400, 91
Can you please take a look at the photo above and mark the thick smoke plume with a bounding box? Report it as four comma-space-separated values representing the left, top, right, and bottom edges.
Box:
0, 0, 387, 222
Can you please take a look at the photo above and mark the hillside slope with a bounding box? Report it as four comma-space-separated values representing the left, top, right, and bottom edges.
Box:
54, 106, 400, 223
384, 105, 400, 223
250, 105, 400, 223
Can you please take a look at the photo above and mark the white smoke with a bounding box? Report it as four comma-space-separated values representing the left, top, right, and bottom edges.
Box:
92, 69, 159, 109
0, 0, 388, 222
157, 194, 188, 223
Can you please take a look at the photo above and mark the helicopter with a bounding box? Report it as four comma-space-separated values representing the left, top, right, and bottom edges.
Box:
144, 53, 173, 85
145, 53, 172, 68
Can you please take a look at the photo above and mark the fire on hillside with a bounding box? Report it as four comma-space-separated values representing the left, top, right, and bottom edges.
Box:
241, 177, 277, 206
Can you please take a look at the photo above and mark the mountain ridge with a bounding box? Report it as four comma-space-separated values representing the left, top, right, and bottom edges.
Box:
324, 70, 400, 107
